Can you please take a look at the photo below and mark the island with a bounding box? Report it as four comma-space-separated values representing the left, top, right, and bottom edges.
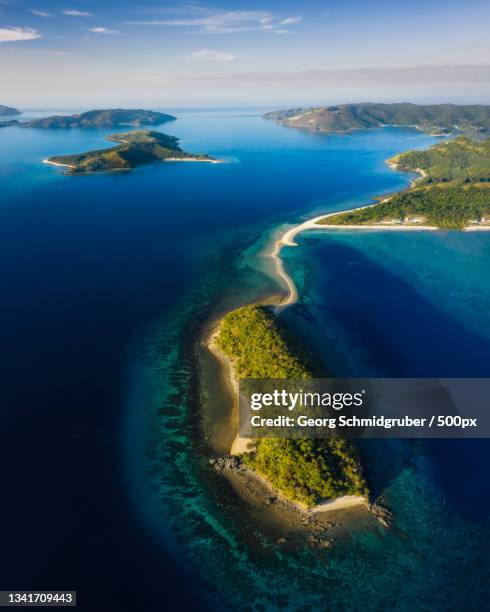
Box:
20, 108, 175, 128
212, 305, 368, 508
321, 136, 490, 229
264, 103, 490, 137
45, 130, 215, 174
0, 104, 20, 116
0, 120, 20, 128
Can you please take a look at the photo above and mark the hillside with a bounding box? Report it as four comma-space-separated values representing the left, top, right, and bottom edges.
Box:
22, 109, 175, 128
264, 103, 490, 137
47, 130, 213, 174
322, 137, 490, 229
216, 305, 368, 507
0, 104, 20, 116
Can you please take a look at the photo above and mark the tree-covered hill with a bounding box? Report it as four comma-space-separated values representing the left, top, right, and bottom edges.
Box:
265, 103, 490, 137
217, 305, 368, 507
47, 130, 213, 174
322, 137, 490, 229
22, 108, 175, 128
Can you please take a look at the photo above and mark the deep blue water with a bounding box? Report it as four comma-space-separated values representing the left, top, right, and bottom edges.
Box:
1, 109, 489, 610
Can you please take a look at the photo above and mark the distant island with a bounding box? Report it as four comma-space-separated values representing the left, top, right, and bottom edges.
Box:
322, 136, 490, 229
45, 130, 216, 174
264, 103, 490, 137
20, 108, 175, 128
0, 104, 20, 116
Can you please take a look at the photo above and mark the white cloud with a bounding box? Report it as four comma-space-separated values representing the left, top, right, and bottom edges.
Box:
281, 16, 302, 25
183, 48, 236, 61
0, 26, 41, 42
273, 29, 292, 35
30, 9, 52, 17
63, 9, 93, 17
127, 9, 302, 35
90, 27, 119, 34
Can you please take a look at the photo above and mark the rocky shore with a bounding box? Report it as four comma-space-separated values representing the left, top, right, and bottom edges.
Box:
209, 454, 392, 548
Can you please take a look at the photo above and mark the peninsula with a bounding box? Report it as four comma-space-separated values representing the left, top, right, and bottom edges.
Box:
324, 136, 490, 229
45, 130, 215, 174
21, 108, 175, 128
264, 103, 490, 137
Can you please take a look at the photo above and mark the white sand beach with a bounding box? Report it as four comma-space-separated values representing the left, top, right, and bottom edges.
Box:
43, 159, 76, 169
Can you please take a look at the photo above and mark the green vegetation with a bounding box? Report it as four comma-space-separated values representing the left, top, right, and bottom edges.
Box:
322, 137, 490, 229
392, 136, 490, 183
265, 103, 490, 137
217, 305, 311, 379
48, 130, 213, 174
244, 438, 367, 507
22, 108, 174, 128
217, 305, 368, 507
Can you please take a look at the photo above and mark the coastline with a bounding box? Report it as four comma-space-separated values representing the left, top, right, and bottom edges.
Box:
202, 157, 429, 523
165, 157, 223, 164
271, 159, 490, 307
201, 149, 489, 527
204, 303, 373, 520
271, 207, 440, 309
43, 158, 76, 169
42, 155, 222, 174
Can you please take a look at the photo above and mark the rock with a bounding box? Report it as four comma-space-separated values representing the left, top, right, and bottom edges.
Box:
277, 538, 287, 545
371, 502, 393, 528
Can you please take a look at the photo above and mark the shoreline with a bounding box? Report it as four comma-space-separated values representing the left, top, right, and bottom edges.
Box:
202, 149, 485, 527
42, 155, 223, 174
165, 157, 223, 164
271, 207, 440, 309
43, 158, 76, 169
271, 160, 490, 307
204, 301, 373, 519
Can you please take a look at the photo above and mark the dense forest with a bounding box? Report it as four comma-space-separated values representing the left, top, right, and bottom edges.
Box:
323, 137, 490, 229
217, 305, 368, 507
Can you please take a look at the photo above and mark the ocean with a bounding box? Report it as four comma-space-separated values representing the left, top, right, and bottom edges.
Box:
0, 109, 488, 610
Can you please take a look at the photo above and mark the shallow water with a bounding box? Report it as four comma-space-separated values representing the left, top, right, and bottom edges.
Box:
1, 109, 488, 610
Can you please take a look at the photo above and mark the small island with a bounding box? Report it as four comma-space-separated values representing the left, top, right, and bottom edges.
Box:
212, 305, 368, 508
45, 130, 216, 174
21, 108, 175, 128
322, 136, 490, 229
0, 104, 21, 116
265, 103, 490, 137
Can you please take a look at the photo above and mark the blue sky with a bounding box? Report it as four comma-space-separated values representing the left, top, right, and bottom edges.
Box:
1, 0, 490, 107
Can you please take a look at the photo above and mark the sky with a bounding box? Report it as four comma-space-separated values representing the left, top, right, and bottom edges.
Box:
1, 0, 490, 108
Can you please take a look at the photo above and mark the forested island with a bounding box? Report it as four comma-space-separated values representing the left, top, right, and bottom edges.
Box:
265, 103, 490, 137
215, 305, 368, 508
46, 130, 214, 174
21, 108, 175, 128
0, 108, 174, 129
322, 136, 490, 229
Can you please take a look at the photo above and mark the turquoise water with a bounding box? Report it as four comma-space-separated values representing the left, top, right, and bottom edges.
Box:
1, 109, 489, 610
